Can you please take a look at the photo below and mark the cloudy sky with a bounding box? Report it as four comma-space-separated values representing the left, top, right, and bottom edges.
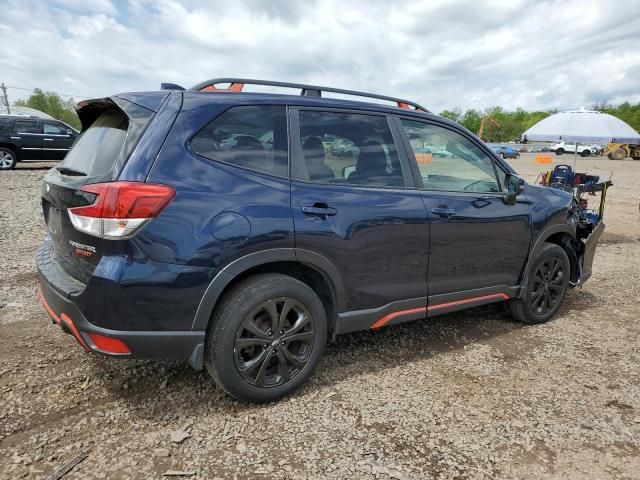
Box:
1, 0, 639, 113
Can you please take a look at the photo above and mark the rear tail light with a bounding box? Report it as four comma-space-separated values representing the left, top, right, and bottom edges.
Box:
68, 182, 175, 239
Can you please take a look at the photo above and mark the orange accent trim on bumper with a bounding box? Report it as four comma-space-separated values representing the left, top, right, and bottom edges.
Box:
370, 293, 510, 329
60, 313, 91, 351
39, 285, 60, 324
87, 333, 131, 355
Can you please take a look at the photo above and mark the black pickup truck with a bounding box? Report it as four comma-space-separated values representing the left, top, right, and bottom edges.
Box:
0, 115, 78, 170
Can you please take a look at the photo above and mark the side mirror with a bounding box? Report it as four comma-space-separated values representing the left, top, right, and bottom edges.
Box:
66, 129, 73, 135
503, 173, 525, 205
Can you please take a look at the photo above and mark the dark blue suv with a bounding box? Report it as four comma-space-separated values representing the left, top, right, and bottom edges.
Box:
37, 79, 604, 402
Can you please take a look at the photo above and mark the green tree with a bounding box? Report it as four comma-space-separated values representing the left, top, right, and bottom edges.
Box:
439, 108, 462, 123
14, 88, 81, 129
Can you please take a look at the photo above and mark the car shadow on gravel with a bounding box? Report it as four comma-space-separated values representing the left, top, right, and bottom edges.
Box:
88, 291, 595, 413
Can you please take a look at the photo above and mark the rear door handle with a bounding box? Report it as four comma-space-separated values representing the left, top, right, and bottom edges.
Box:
430, 207, 456, 219
43, 138, 54, 141
302, 204, 337, 218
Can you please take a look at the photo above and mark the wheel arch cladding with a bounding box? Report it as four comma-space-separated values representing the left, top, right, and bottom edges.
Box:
526, 225, 579, 287
192, 249, 344, 331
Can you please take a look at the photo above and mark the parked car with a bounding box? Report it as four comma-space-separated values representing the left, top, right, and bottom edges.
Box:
37, 79, 604, 403
551, 141, 599, 157
491, 145, 520, 159
0, 115, 78, 170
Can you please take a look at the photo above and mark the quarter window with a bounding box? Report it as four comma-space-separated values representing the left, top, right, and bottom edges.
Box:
295, 111, 404, 188
400, 119, 502, 193
13, 119, 41, 134
190, 106, 288, 177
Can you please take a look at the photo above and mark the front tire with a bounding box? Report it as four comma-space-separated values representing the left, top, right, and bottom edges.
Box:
581, 150, 591, 157
555, 148, 564, 155
611, 148, 626, 160
205, 274, 327, 403
0, 148, 17, 170
506, 243, 570, 325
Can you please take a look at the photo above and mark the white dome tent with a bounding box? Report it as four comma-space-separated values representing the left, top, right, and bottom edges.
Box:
522, 109, 640, 144
522, 108, 640, 168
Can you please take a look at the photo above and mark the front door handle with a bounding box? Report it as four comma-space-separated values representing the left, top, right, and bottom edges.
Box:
302, 204, 337, 218
430, 207, 456, 219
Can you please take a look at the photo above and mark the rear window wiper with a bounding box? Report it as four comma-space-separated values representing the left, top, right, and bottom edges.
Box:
56, 166, 87, 176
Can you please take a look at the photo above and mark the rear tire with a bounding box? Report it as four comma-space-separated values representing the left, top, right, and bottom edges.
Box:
506, 243, 570, 325
205, 274, 327, 403
0, 148, 17, 170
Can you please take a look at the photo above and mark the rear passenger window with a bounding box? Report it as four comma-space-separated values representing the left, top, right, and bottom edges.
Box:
190, 106, 288, 177
13, 119, 41, 134
294, 111, 404, 188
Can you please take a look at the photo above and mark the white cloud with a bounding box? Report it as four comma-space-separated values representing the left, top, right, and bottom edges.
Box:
1, 0, 639, 112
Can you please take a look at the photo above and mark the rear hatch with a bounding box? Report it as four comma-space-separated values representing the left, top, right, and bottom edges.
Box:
41, 95, 159, 283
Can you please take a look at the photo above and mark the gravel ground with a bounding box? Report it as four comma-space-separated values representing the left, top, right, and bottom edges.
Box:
1, 155, 639, 479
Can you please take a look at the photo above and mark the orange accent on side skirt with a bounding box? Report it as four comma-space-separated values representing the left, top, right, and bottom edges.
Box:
39, 285, 60, 324
370, 293, 510, 329
426, 293, 510, 312
60, 313, 91, 351
370, 306, 427, 329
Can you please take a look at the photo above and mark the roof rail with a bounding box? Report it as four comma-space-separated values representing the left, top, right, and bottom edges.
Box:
188, 78, 429, 112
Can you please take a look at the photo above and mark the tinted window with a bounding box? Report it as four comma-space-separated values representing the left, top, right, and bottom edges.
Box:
0, 118, 10, 134
295, 111, 404, 188
190, 106, 288, 177
60, 110, 127, 177
400, 119, 501, 193
43, 121, 68, 135
13, 119, 41, 134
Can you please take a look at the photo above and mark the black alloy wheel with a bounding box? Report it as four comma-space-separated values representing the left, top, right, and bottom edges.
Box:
234, 297, 315, 388
529, 256, 565, 316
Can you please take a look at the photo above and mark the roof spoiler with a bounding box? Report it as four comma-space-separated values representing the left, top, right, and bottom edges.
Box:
160, 83, 186, 91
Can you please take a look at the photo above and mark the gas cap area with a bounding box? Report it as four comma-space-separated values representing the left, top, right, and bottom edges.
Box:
209, 212, 251, 244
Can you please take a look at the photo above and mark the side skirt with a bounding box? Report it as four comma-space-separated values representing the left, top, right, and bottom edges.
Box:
334, 285, 519, 334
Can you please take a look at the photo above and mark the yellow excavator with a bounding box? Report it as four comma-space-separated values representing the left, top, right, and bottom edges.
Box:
477, 115, 501, 141
602, 143, 640, 160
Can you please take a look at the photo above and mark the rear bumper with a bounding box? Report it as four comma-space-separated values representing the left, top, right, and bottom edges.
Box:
37, 267, 205, 370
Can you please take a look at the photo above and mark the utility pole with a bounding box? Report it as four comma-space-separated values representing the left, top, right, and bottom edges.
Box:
1, 83, 10, 114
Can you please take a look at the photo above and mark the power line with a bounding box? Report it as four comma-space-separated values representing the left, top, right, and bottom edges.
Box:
5, 84, 90, 99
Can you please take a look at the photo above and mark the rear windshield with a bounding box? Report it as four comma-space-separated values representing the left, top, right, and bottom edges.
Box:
61, 110, 128, 177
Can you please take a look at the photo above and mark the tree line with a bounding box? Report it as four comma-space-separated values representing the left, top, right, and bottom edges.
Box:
14, 89, 640, 142
440, 102, 640, 142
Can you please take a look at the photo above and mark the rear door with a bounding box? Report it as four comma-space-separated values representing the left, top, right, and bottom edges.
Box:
12, 118, 43, 159
396, 117, 531, 301
42, 120, 75, 159
290, 108, 429, 328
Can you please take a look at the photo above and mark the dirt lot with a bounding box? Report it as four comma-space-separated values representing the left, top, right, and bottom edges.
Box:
1, 154, 639, 479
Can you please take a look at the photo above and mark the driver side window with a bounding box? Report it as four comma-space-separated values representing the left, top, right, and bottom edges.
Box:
400, 119, 502, 193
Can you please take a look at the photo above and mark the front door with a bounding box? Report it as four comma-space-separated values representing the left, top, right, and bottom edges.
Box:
12, 118, 43, 159
290, 108, 429, 330
42, 120, 75, 160
396, 117, 531, 302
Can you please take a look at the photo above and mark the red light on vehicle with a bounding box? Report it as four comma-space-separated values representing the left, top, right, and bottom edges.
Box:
87, 332, 131, 355
68, 182, 175, 239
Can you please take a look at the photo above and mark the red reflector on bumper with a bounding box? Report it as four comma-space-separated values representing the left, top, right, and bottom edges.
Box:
87, 333, 131, 355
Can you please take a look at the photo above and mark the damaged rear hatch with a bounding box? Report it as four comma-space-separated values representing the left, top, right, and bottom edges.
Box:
41, 94, 164, 285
